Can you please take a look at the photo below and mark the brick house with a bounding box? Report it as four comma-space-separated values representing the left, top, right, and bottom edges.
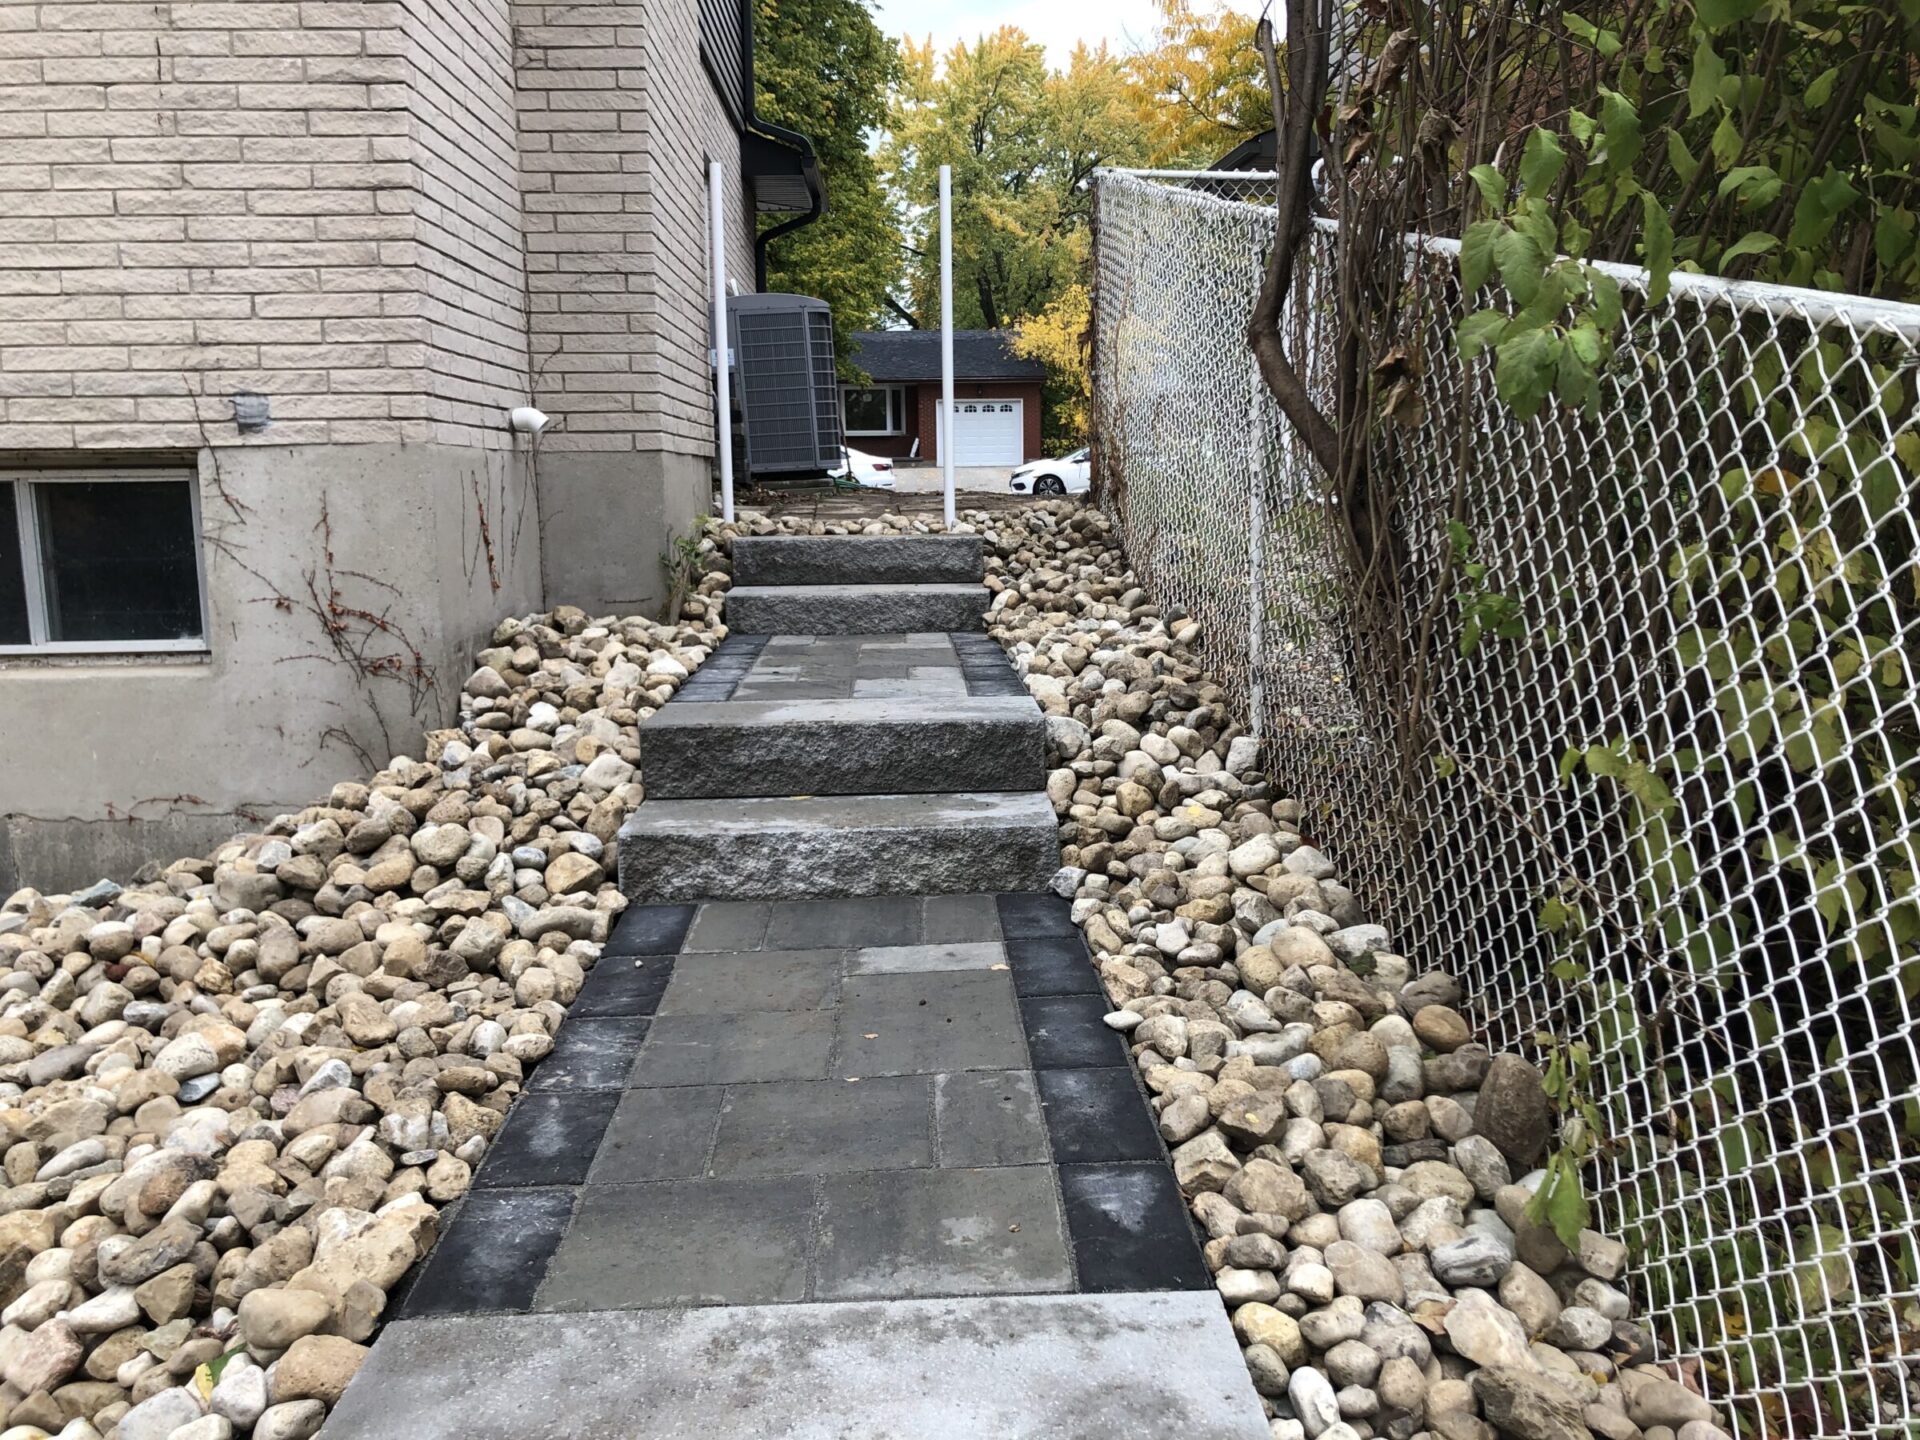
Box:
842, 330, 1044, 468
0, 0, 820, 888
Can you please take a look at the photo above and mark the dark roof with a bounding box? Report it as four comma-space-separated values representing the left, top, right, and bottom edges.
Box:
847, 330, 1045, 384
1212, 129, 1276, 171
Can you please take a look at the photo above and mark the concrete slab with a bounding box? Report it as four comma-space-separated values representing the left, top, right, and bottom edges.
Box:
846, 941, 1005, 974
934, 1070, 1050, 1168
617, 792, 1060, 902
640, 695, 1045, 799
655, 949, 843, 1014
837, 970, 1030, 1077
628, 1010, 837, 1087
535, 1177, 814, 1310
324, 1292, 1269, 1439
708, 1075, 933, 1177
923, 892, 1003, 942
725, 583, 986, 635
813, 1165, 1072, 1300
681, 901, 772, 952
731, 534, 985, 586
585, 1087, 726, 1185
765, 895, 925, 948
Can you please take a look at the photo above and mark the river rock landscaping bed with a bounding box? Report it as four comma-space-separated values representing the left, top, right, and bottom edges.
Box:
969, 502, 1735, 1440
0, 606, 720, 1440
0, 497, 1733, 1440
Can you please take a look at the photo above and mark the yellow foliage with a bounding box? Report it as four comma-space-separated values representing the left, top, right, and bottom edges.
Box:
1125, 0, 1268, 166
1012, 278, 1092, 442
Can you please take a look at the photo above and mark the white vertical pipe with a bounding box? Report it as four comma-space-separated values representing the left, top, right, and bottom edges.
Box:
709, 160, 735, 523
939, 164, 956, 530
1246, 356, 1268, 742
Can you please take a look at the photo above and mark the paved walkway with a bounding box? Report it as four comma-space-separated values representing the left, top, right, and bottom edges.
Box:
322, 538, 1268, 1438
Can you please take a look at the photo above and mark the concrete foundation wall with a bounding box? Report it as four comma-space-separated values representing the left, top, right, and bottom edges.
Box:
0, 442, 540, 893
536, 449, 709, 615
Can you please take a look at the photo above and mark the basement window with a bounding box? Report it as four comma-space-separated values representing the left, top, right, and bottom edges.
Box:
0, 467, 207, 654
843, 385, 905, 436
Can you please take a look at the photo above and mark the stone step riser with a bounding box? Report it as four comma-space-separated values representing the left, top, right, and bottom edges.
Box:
642, 700, 1046, 799
731, 534, 984, 587
617, 793, 1059, 901
725, 584, 985, 635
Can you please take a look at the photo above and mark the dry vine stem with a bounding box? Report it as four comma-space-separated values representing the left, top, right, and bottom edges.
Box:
1248, 0, 1337, 477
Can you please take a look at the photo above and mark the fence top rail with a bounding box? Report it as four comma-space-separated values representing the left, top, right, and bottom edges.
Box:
1100, 167, 1281, 181
1096, 167, 1920, 341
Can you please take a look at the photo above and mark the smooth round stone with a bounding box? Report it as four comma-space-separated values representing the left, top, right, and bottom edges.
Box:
1287, 1367, 1341, 1438
1430, 1231, 1514, 1288
1323, 1338, 1382, 1387
1299, 1294, 1365, 1349
1335, 1199, 1401, 1256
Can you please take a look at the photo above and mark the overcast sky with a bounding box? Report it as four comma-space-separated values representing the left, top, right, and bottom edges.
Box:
872, 0, 1167, 67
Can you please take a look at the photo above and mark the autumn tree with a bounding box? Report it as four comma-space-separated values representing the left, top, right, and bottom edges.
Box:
1010, 262, 1092, 447
884, 31, 1149, 331
755, 0, 901, 369
1126, 0, 1267, 166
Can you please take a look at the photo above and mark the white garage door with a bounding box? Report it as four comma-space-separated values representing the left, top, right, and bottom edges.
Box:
950, 399, 1023, 466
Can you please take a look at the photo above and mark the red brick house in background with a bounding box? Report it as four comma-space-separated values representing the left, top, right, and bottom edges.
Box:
842, 331, 1045, 467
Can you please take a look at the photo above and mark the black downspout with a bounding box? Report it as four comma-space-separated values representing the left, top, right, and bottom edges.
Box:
739, 0, 825, 289
752, 132, 824, 290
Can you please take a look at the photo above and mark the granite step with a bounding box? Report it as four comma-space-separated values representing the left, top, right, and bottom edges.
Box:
616, 792, 1059, 901
641, 695, 1046, 798
731, 533, 984, 587
725, 583, 985, 635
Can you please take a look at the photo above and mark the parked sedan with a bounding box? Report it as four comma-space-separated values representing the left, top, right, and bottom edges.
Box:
1008, 447, 1090, 495
829, 445, 896, 488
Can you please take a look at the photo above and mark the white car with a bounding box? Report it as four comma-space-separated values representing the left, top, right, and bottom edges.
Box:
829, 445, 895, 488
1009, 447, 1090, 495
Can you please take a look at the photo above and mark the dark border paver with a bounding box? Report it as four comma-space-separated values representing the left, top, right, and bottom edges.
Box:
1057, 1163, 1212, 1293
604, 904, 696, 956
525, 1018, 648, 1092
568, 952, 676, 1018
393, 1187, 576, 1318
1035, 1068, 1163, 1165
1005, 935, 1101, 996
473, 1092, 621, 1189
995, 891, 1078, 939
1018, 994, 1129, 1070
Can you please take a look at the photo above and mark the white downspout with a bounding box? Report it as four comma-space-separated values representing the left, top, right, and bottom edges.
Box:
709, 160, 735, 523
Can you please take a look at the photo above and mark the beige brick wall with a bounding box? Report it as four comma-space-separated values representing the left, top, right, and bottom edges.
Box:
0, 0, 530, 451
403, 0, 528, 448
516, 0, 750, 462
0, 0, 748, 459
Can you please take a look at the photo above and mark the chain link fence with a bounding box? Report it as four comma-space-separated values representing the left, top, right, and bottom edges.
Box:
1090, 167, 1920, 1437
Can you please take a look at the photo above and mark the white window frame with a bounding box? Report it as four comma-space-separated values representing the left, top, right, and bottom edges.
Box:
0, 465, 210, 656
842, 384, 906, 437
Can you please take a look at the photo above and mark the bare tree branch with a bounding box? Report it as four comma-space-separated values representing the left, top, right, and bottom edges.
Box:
1247, 0, 1339, 477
